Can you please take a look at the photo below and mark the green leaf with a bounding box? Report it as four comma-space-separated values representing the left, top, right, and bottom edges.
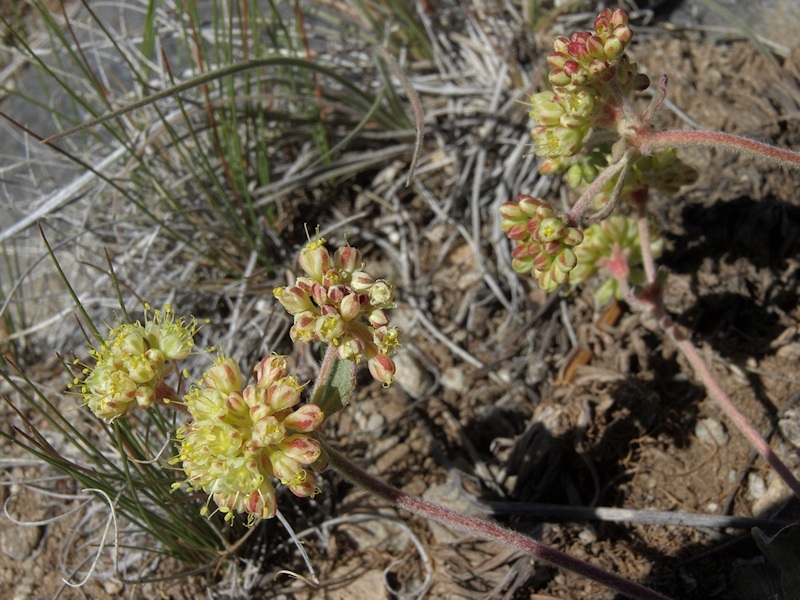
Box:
311, 346, 356, 417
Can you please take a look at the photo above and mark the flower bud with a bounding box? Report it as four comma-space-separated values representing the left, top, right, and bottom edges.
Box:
603, 36, 625, 60
297, 240, 331, 282
282, 403, 324, 432
254, 355, 288, 389
273, 285, 312, 314
367, 351, 396, 386
288, 470, 320, 498
334, 246, 361, 274
203, 358, 243, 395
267, 376, 302, 412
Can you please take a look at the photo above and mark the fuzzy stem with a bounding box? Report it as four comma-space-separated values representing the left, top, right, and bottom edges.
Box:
320, 438, 672, 600
661, 321, 800, 500
634, 240, 800, 500
636, 130, 800, 168
567, 153, 630, 227
635, 204, 656, 285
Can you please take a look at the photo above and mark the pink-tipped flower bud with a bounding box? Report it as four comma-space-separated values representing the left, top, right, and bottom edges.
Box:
611, 9, 629, 27
297, 240, 331, 282
290, 311, 317, 343
203, 358, 243, 395
254, 355, 289, 389
334, 246, 362, 274
546, 51, 568, 69
351, 270, 375, 292
267, 376, 303, 412
585, 35, 605, 58
288, 470, 320, 498
556, 248, 578, 273
282, 403, 324, 433
603, 36, 625, 60
548, 68, 571, 88
273, 285, 312, 314
553, 36, 570, 54
367, 351, 396, 386
340, 292, 368, 321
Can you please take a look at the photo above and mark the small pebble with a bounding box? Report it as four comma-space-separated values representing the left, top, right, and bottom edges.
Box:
747, 473, 766, 501
752, 475, 791, 517
441, 366, 467, 393
0, 526, 42, 561
694, 418, 729, 446
392, 349, 433, 399
778, 409, 800, 448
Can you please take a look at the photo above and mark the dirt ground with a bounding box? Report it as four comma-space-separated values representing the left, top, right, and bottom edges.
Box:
1, 3, 800, 599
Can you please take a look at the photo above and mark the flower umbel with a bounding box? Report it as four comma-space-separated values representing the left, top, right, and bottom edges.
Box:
501, 195, 584, 292
274, 239, 400, 385
569, 215, 664, 304
80, 305, 200, 421
173, 355, 324, 525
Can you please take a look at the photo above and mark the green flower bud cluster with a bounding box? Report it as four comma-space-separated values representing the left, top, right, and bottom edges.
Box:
569, 215, 664, 304
529, 89, 596, 158
79, 305, 201, 421
274, 239, 400, 386
594, 149, 699, 206
501, 194, 584, 292
173, 355, 325, 525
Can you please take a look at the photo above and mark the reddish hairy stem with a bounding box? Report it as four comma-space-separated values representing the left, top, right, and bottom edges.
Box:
566, 153, 630, 226
636, 129, 800, 168
662, 322, 800, 500
635, 218, 800, 500
320, 439, 672, 600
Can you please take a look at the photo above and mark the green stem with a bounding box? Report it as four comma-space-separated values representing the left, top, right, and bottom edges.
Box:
320, 438, 672, 600
636, 129, 800, 168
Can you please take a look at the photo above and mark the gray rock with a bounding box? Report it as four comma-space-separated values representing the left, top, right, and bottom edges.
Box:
0, 525, 42, 561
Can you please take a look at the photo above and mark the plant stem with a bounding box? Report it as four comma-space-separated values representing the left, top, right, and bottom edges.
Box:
635, 204, 656, 285
567, 152, 630, 226
634, 230, 800, 501
635, 129, 800, 168
319, 438, 672, 600
661, 320, 800, 500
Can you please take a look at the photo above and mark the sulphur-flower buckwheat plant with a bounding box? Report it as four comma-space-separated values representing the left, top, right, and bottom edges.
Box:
173, 354, 324, 524
79, 305, 201, 420
499, 8, 800, 597
18, 4, 800, 597
273, 238, 400, 385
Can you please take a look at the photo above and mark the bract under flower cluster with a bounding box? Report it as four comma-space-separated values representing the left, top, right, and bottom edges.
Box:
570, 215, 664, 304
174, 355, 324, 524
80, 305, 199, 421
501, 195, 584, 292
273, 239, 400, 385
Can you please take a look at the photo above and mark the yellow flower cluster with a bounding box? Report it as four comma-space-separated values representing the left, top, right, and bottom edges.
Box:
80, 305, 199, 420
173, 355, 324, 524
274, 239, 400, 385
